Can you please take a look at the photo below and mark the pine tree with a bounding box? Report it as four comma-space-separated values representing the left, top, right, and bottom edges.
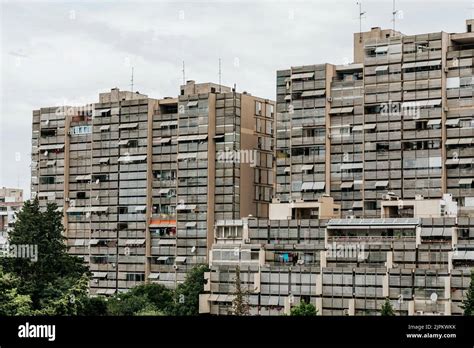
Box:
461, 270, 474, 316
381, 298, 395, 316
1, 198, 89, 311
231, 265, 250, 316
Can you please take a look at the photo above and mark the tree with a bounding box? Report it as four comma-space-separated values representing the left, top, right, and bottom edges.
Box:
461, 270, 474, 316
107, 293, 156, 316
381, 298, 395, 316
1, 199, 90, 313
78, 296, 109, 316
173, 265, 209, 316
231, 266, 250, 316
290, 300, 318, 316
0, 267, 32, 315
127, 283, 174, 314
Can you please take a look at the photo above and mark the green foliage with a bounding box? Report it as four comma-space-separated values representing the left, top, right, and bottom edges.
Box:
173, 265, 209, 316
107, 283, 174, 316
290, 300, 318, 316
0, 267, 32, 315
461, 270, 474, 316
78, 296, 109, 316
0, 199, 90, 315
381, 298, 395, 316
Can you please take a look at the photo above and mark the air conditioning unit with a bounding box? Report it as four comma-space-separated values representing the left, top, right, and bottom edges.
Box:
444, 107, 449, 112
444, 67, 449, 73
244, 238, 251, 244
297, 259, 304, 265
327, 97, 333, 102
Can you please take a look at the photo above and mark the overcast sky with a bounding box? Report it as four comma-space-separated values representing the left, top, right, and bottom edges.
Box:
0, 0, 472, 198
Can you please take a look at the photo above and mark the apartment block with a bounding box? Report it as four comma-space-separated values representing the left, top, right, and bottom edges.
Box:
0, 187, 23, 241
201, 20, 474, 316
31, 82, 274, 294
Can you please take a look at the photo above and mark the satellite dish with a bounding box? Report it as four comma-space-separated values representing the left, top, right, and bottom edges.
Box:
44, 151, 48, 156
430, 292, 438, 302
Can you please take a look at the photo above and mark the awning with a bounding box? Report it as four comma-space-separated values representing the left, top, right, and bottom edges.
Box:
135, 206, 146, 212
352, 201, 364, 209
175, 256, 187, 263
38, 191, 55, 197
125, 239, 145, 246
375, 65, 389, 72
118, 123, 138, 130
459, 178, 473, 185
39, 144, 64, 151
185, 221, 197, 228
301, 182, 314, 191
100, 125, 110, 131
446, 119, 460, 126
177, 153, 197, 160
99, 158, 109, 164
88, 239, 99, 246
352, 125, 364, 131
73, 239, 86, 246
76, 174, 91, 181
284, 95, 291, 101
157, 256, 169, 261
329, 107, 354, 115
445, 139, 459, 146
67, 207, 86, 213
46, 160, 56, 166
375, 180, 389, 188
301, 164, 314, 171
177, 134, 208, 142
187, 101, 199, 107
364, 124, 377, 130
402, 60, 441, 69
459, 158, 473, 164
176, 204, 197, 211
291, 72, 314, 80
158, 188, 171, 195
427, 119, 441, 126
459, 138, 473, 145
118, 140, 130, 146
160, 121, 178, 127
118, 155, 147, 162
93, 109, 110, 117
341, 182, 354, 189
375, 46, 388, 53
301, 90, 325, 97
92, 272, 108, 279
148, 273, 160, 279
284, 167, 291, 173
445, 158, 459, 165
154, 137, 171, 144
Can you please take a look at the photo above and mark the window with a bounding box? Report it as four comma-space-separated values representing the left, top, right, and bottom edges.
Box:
71, 126, 92, 135
376, 142, 389, 153
126, 273, 145, 282
255, 101, 262, 115
416, 120, 428, 130
40, 128, 57, 137
128, 139, 139, 148
117, 222, 128, 231
76, 192, 86, 199
39, 176, 55, 185
118, 207, 128, 214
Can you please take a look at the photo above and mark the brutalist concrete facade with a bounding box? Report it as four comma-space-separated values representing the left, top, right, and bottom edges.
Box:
201, 20, 474, 316
31, 82, 275, 295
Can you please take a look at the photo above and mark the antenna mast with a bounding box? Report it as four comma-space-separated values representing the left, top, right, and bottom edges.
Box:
392, 0, 397, 31
218, 58, 222, 93
356, 2, 366, 43
182, 61, 186, 85
130, 67, 134, 93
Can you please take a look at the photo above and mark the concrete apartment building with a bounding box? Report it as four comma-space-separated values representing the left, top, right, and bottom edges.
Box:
31, 81, 274, 294
200, 20, 474, 316
0, 188, 23, 242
